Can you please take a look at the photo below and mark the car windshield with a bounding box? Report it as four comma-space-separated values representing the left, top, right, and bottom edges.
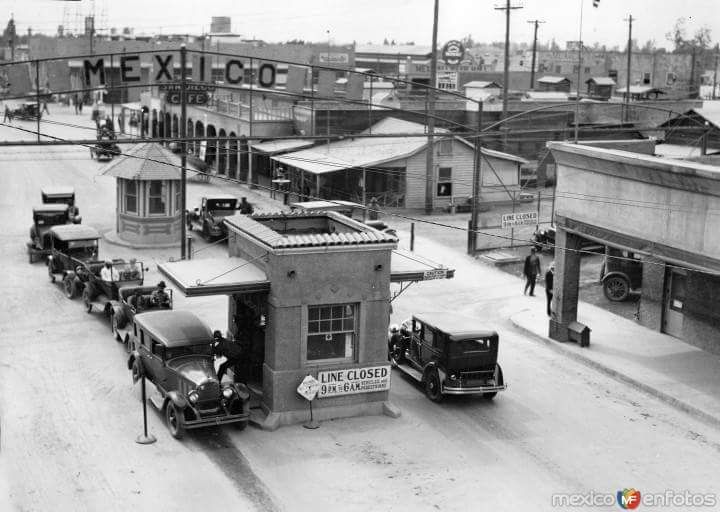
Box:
64, 240, 98, 259
208, 199, 237, 214
36, 213, 68, 226
165, 343, 212, 360
449, 337, 493, 355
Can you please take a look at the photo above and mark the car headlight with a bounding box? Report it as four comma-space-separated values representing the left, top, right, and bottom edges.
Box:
222, 387, 234, 399
188, 391, 199, 404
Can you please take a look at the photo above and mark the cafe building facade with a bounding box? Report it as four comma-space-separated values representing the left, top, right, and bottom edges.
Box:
159, 210, 454, 429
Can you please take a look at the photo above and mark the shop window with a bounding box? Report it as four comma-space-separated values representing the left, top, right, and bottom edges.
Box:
125, 180, 138, 214
608, 69, 618, 81
584, 67, 590, 73
307, 303, 357, 362
438, 139, 453, 155
643, 72, 651, 85
437, 167, 452, 197
148, 180, 167, 215
555, 65, 562, 74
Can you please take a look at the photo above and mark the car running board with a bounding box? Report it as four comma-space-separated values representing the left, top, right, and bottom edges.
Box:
394, 362, 424, 382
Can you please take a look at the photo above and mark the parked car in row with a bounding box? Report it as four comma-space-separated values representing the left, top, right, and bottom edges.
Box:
111, 285, 174, 349
27, 204, 70, 263
41, 186, 81, 224
47, 225, 101, 298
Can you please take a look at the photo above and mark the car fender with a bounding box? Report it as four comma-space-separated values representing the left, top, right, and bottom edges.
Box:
422, 362, 446, 385
232, 383, 250, 402
127, 350, 141, 371
602, 271, 629, 285
109, 304, 125, 326
166, 390, 188, 410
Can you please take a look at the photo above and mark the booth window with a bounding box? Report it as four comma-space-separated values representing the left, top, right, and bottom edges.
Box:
148, 180, 167, 215
307, 303, 357, 362
437, 167, 452, 197
125, 180, 138, 214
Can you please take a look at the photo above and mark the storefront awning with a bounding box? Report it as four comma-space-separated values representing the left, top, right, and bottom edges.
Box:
158, 257, 270, 297
390, 249, 454, 283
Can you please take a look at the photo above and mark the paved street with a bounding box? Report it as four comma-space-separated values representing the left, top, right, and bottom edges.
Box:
1, 109, 719, 511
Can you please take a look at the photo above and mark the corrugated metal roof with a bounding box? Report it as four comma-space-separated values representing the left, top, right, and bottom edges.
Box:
463, 81, 501, 89
271, 117, 448, 175
586, 77, 616, 86
250, 139, 315, 155
224, 211, 397, 249
99, 143, 198, 180
538, 76, 570, 84
270, 117, 529, 174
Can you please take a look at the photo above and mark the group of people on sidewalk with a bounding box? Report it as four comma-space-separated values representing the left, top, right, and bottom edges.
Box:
523, 247, 555, 317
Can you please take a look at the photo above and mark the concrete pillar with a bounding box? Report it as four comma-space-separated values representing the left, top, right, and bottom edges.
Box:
549, 228, 582, 342
637, 255, 665, 330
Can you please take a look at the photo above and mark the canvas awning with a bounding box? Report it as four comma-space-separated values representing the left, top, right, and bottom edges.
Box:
158, 257, 270, 297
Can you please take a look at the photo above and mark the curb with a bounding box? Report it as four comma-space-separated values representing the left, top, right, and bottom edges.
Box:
509, 312, 720, 431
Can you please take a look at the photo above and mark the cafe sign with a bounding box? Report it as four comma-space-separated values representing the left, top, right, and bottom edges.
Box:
317, 365, 391, 398
441, 40, 465, 66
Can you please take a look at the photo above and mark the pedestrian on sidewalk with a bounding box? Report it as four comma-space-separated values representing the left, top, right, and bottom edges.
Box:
523, 247, 541, 296
545, 262, 555, 317
41, 100, 50, 116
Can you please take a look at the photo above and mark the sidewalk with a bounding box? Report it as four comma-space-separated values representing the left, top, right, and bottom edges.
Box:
510, 301, 720, 429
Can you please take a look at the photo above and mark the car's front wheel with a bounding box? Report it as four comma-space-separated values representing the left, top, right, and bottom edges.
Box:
424, 368, 443, 403
166, 403, 185, 440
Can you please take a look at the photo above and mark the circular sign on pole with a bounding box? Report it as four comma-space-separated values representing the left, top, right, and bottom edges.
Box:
442, 40, 465, 66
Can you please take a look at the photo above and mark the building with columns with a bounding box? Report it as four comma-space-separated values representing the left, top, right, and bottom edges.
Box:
548, 142, 720, 354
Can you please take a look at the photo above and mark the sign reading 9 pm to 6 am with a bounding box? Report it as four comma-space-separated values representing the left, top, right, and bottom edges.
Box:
317, 365, 391, 398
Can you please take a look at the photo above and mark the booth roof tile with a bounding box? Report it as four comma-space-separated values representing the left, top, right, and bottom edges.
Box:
224, 211, 396, 249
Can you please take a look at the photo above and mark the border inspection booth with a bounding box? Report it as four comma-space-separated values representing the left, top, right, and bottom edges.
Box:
101, 142, 196, 246
158, 210, 454, 430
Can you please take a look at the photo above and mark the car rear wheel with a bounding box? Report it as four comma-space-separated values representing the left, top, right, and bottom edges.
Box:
63, 276, 76, 299
603, 275, 629, 302
166, 403, 185, 440
424, 368, 443, 403
483, 365, 504, 400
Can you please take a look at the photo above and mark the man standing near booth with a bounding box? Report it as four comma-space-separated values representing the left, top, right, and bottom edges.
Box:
213, 330, 244, 384
523, 247, 541, 296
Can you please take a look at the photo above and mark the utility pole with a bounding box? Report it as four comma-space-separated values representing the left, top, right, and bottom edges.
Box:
180, 44, 188, 259
713, 43, 719, 100
424, 0, 439, 215
573, 0, 586, 143
527, 19, 544, 89
690, 45, 697, 98
495, 0, 523, 120
624, 14, 633, 122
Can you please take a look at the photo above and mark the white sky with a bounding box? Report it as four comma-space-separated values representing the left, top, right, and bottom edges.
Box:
2, 0, 719, 50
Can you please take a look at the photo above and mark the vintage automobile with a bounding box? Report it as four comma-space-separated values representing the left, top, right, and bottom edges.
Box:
11, 102, 41, 120
41, 186, 81, 224
186, 195, 238, 240
111, 285, 174, 350
90, 128, 120, 161
46, 225, 101, 298
80, 260, 146, 317
127, 310, 251, 439
601, 247, 643, 301
289, 200, 398, 237
27, 204, 69, 263
388, 313, 506, 402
